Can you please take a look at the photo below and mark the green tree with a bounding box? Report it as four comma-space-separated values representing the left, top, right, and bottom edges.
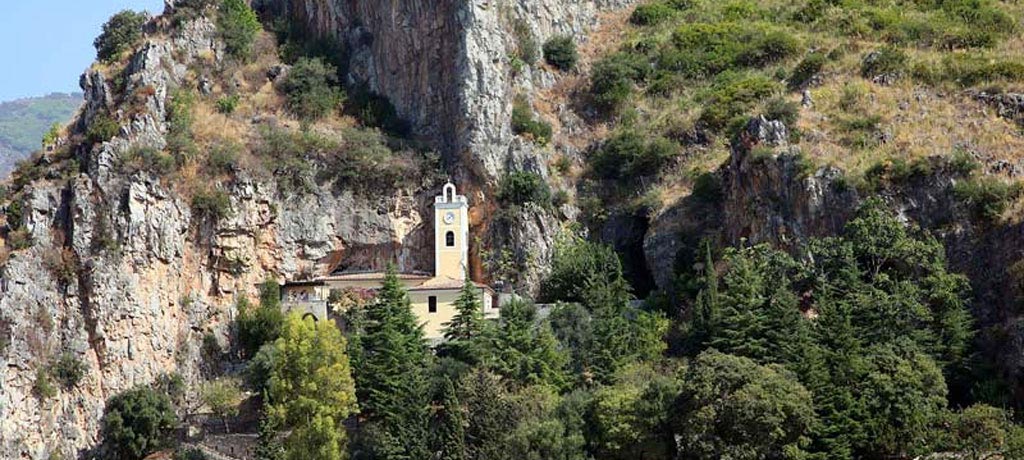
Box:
254, 412, 284, 460
201, 378, 243, 432
217, 0, 261, 60
236, 283, 285, 359
543, 36, 578, 70
265, 314, 358, 460
353, 265, 431, 459
589, 363, 682, 460
95, 10, 147, 62
440, 276, 486, 364
101, 386, 178, 460
281, 57, 344, 125
433, 377, 467, 460
490, 300, 569, 388
672, 350, 816, 460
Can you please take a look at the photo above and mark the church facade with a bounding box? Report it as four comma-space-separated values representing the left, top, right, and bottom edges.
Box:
278, 183, 498, 340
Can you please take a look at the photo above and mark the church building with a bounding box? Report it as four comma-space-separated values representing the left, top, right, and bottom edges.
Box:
278, 183, 498, 340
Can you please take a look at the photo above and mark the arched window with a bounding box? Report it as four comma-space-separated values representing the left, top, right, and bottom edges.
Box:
446, 231, 456, 247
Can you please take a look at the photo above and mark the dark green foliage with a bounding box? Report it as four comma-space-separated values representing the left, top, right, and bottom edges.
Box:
631, 3, 676, 26
254, 414, 285, 460
953, 177, 1022, 221
351, 266, 431, 459
672, 350, 816, 459
541, 235, 625, 305
659, 22, 800, 78
489, 300, 569, 388
590, 52, 650, 112
496, 171, 551, 207
763, 97, 800, 128
166, 90, 197, 162
217, 0, 261, 61
916, 54, 1024, 87
440, 277, 486, 364
698, 73, 780, 132
94, 10, 147, 62
543, 36, 579, 71
207, 141, 240, 175
191, 188, 233, 223
280, 57, 344, 124
344, 86, 411, 137
432, 377, 467, 460
101, 386, 178, 460
236, 281, 284, 359
87, 112, 121, 145
591, 131, 678, 182
860, 47, 908, 80
789, 52, 826, 90
511, 96, 552, 146
123, 146, 175, 176
49, 352, 87, 390
175, 447, 209, 460
33, 368, 56, 400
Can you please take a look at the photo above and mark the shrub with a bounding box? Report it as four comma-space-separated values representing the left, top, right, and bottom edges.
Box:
763, 97, 800, 127
590, 52, 649, 112
660, 22, 800, 78
86, 113, 121, 145
94, 10, 147, 62
123, 146, 175, 175
513, 19, 539, 65
236, 291, 284, 359
954, 177, 1022, 221
191, 188, 233, 223
34, 368, 57, 400
207, 141, 240, 175
166, 90, 198, 162
101, 386, 178, 460
511, 96, 553, 146
497, 171, 552, 207
216, 95, 241, 114
592, 131, 679, 181
860, 47, 908, 80
631, 3, 676, 26
789, 52, 826, 90
42, 123, 62, 147
698, 73, 780, 132
50, 352, 87, 390
691, 171, 723, 205
281, 57, 344, 125
915, 54, 1024, 87
217, 0, 261, 61
544, 36, 579, 71
171, 0, 216, 24
345, 86, 410, 136
950, 149, 980, 177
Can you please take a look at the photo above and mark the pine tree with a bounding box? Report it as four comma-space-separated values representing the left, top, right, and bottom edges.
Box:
433, 377, 467, 460
441, 275, 486, 364
491, 300, 569, 388
353, 264, 431, 459
254, 409, 284, 460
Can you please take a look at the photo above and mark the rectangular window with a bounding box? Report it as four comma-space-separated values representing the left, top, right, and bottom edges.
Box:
428, 296, 438, 313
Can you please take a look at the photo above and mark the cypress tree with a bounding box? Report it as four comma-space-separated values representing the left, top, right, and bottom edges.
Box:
353, 264, 431, 459
433, 377, 467, 460
440, 276, 486, 364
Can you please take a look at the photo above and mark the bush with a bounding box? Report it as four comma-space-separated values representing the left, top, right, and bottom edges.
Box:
860, 47, 907, 80
101, 386, 178, 460
789, 52, 826, 90
166, 90, 198, 162
513, 19, 539, 65
33, 368, 57, 400
511, 97, 553, 146
217, 0, 261, 61
236, 290, 284, 359
497, 171, 551, 207
216, 95, 240, 114
544, 36, 579, 71
763, 97, 800, 127
191, 188, 233, 223
914, 54, 1024, 87
86, 113, 121, 145
698, 73, 780, 132
94, 10, 147, 62
592, 131, 678, 182
207, 141, 240, 175
659, 22, 800, 78
281, 57, 344, 125
631, 3, 676, 26
590, 52, 652, 113
954, 177, 1022, 221
50, 352, 87, 390
123, 146, 175, 175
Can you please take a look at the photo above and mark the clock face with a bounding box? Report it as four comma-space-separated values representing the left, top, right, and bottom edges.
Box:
444, 212, 455, 224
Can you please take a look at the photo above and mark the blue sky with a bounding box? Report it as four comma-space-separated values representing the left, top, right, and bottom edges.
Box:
0, 0, 165, 101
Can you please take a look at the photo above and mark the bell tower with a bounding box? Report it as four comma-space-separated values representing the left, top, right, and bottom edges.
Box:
434, 182, 469, 280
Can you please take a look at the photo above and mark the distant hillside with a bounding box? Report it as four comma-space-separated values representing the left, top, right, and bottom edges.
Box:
0, 93, 82, 176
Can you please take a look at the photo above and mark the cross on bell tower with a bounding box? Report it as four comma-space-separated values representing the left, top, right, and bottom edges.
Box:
434, 182, 469, 280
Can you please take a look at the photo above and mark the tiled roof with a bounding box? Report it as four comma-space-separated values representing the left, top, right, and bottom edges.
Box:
322, 272, 432, 282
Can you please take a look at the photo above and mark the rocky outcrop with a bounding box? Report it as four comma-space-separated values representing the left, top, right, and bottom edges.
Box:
0, 16, 434, 460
